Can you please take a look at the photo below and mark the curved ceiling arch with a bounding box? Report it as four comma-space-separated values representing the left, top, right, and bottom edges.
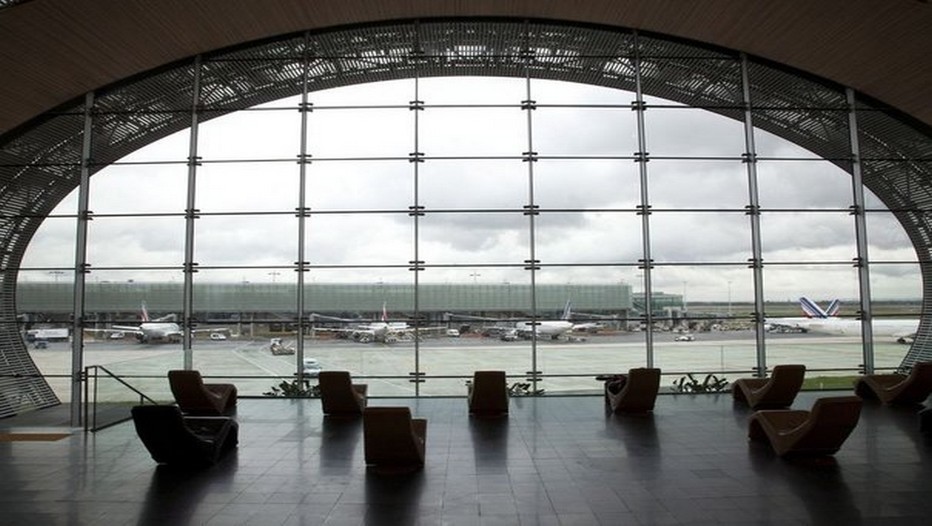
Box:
1, 0, 930, 136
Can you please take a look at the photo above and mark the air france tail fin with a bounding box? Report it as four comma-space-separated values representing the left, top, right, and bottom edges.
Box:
141, 302, 150, 322
561, 300, 573, 320
798, 297, 840, 319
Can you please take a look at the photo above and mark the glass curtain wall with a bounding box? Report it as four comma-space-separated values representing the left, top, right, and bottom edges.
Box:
16, 28, 920, 401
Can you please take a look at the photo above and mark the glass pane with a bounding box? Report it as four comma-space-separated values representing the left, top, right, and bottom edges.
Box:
419, 212, 528, 265
419, 159, 526, 210
757, 160, 853, 209
534, 107, 637, 157
304, 268, 416, 396
308, 107, 412, 158
307, 160, 411, 211
649, 160, 748, 209
417, 267, 533, 396
650, 212, 750, 263
420, 107, 525, 158
87, 216, 185, 267
866, 211, 916, 262
197, 162, 299, 213
195, 214, 296, 267
535, 159, 639, 210
420, 76, 524, 105
760, 212, 856, 262
645, 107, 745, 157
305, 213, 412, 266
536, 211, 641, 265
90, 163, 187, 214
199, 103, 301, 161
20, 217, 76, 269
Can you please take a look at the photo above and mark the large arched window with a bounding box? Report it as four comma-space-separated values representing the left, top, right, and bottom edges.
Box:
3, 20, 929, 412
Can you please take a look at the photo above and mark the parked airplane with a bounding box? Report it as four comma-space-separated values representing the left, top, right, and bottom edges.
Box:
312, 303, 444, 344
514, 301, 605, 339
88, 303, 225, 343
448, 301, 604, 340
765, 297, 840, 333
766, 297, 918, 343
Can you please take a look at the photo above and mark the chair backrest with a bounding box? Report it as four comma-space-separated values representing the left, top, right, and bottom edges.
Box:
363, 407, 424, 466
787, 396, 862, 455
755, 364, 806, 407
168, 370, 220, 414
891, 362, 932, 404
469, 370, 508, 415
319, 371, 364, 415
615, 368, 661, 412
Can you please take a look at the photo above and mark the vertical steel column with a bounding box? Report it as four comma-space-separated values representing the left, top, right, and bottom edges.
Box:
847, 88, 875, 374
521, 24, 542, 392
739, 54, 767, 376
410, 70, 425, 396
70, 91, 94, 426
632, 31, 654, 366
182, 56, 203, 370
295, 33, 311, 382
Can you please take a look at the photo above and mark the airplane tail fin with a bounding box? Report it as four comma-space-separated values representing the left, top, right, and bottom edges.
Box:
825, 299, 841, 317
381, 301, 388, 323
561, 300, 572, 320
798, 297, 829, 318
141, 302, 150, 322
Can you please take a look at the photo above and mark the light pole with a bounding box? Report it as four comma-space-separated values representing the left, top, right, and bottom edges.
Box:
268, 271, 281, 283
727, 280, 733, 317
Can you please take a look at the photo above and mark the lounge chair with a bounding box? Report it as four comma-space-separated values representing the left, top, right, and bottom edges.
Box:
468, 370, 508, 417
748, 396, 862, 457
168, 369, 237, 416
131, 405, 238, 467
732, 364, 806, 409
363, 407, 427, 472
854, 361, 932, 405
605, 368, 661, 414
319, 371, 368, 416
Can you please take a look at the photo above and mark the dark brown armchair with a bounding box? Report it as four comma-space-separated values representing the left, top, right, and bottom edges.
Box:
319, 370, 368, 416
468, 370, 508, 417
748, 396, 862, 457
168, 369, 237, 416
732, 364, 806, 409
605, 368, 661, 414
363, 407, 427, 472
131, 404, 238, 467
854, 361, 932, 405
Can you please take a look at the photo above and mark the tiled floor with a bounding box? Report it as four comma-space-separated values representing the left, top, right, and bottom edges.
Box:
1, 391, 931, 525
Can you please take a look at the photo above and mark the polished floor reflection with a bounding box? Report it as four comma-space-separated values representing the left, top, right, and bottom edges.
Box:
1, 392, 931, 525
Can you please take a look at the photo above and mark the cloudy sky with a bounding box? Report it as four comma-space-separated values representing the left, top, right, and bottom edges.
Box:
19, 77, 920, 303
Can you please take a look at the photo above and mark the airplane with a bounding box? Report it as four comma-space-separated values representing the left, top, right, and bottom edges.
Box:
312, 302, 445, 344
514, 301, 605, 340
447, 301, 605, 340
87, 303, 226, 343
766, 297, 918, 343
764, 297, 840, 333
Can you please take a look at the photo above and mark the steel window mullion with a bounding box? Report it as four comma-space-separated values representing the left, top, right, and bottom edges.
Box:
740, 54, 767, 376
70, 91, 94, 426
412, 72, 423, 396
182, 56, 202, 370
633, 30, 654, 366
522, 25, 542, 393
295, 32, 311, 382
847, 88, 875, 374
